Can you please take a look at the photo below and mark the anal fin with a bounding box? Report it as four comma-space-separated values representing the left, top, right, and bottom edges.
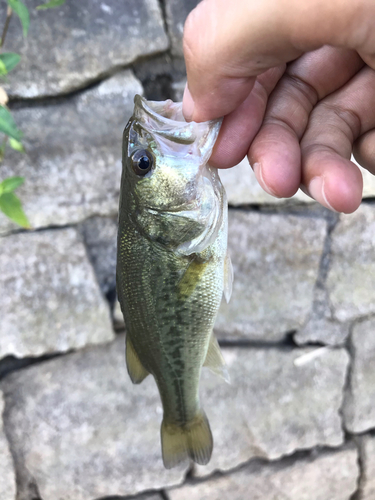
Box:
204, 333, 230, 383
126, 335, 149, 384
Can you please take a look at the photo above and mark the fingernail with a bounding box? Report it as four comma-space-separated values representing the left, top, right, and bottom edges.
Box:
252, 162, 279, 197
182, 84, 195, 122
308, 176, 336, 212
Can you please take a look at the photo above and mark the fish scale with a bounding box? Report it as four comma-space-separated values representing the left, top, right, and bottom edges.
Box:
117, 95, 232, 469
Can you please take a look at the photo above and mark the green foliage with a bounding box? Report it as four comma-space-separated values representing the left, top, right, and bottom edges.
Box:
0, 52, 21, 75
0, 0, 65, 228
0, 176, 30, 227
36, 0, 66, 10
9, 137, 24, 152
0, 105, 22, 140
0, 191, 30, 227
7, 0, 29, 37
0, 175, 24, 193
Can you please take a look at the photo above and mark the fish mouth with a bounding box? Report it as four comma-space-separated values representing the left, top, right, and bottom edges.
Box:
133, 94, 222, 151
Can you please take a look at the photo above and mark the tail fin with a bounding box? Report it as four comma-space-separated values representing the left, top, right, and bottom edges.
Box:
161, 411, 213, 469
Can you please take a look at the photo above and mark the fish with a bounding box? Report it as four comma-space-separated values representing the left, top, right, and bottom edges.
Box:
116, 94, 232, 469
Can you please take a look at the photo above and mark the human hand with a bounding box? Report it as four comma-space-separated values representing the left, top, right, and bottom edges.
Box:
182, 0, 375, 213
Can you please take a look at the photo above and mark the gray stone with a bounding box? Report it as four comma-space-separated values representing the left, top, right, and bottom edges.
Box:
113, 299, 125, 330
0, 392, 16, 500
344, 317, 375, 433
167, 447, 359, 500
326, 204, 375, 322
194, 345, 348, 476
165, 0, 200, 56
357, 435, 375, 500
295, 317, 349, 346
79, 216, 117, 297
295, 287, 351, 346
215, 210, 327, 342
2, 0, 168, 98
0, 71, 142, 234
0, 228, 114, 358
99, 495, 163, 500
1, 335, 186, 500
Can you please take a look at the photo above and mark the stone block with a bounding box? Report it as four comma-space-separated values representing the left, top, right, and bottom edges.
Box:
194, 346, 348, 475
0, 228, 114, 358
344, 317, 375, 433
2, 0, 168, 98
0, 71, 142, 234
326, 204, 375, 322
358, 435, 375, 500
215, 210, 327, 341
164, 0, 200, 56
0, 392, 16, 500
1, 335, 186, 500
167, 447, 359, 500
79, 216, 117, 297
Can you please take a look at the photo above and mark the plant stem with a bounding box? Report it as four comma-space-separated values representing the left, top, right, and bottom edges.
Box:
0, 6, 12, 49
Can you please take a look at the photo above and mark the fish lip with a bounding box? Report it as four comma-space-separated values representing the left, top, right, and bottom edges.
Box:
133, 94, 222, 148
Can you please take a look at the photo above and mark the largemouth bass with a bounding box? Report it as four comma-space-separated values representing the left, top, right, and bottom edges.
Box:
117, 95, 232, 469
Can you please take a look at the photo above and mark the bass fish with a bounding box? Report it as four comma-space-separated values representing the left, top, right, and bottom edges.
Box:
117, 95, 232, 469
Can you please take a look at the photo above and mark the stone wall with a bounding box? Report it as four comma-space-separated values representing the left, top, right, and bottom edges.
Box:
0, 1, 374, 499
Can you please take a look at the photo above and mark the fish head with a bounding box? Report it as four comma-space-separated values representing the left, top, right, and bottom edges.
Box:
121, 95, 224, 254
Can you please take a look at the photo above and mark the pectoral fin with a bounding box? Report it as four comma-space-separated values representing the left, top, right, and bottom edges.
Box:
126, 335, 149, 384
204, 333, 230, 383
223, 251, 233, 303
178, 256, 209, 298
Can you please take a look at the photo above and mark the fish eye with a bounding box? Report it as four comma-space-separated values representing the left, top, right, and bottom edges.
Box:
131, 149, 154, 176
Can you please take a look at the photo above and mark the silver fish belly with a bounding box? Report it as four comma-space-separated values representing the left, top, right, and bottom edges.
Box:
116, 95, 232, 469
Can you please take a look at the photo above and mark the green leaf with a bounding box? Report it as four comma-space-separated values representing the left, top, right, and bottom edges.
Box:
0, 192, 30, 227
0, 53, 21, 74
0, 106, 22, 141
0, 60, 7, 76
7, 0, 30, 37
36, 0, 65, 9
0, 176, 24, 193
9, 137, 25, 152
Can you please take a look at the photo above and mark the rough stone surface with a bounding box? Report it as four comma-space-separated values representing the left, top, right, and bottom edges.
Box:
0, 228, 114, 358
1, 335, 186, 500
326, 204, 375, 322
194, 346, 348, 476
167, 447, 359, 500
165, 0, 200, 56
295, 317, 349, 346
2, 0, 168, 98
344, 317, 375, 433
0, 71, 142, 234
79, 216, 117, 297
294, 286, 350, 346
0, 392, 16, 500
358, 435, 375, 500
215, 210, 327, 342
113, 299, 126, 330
99, 495, 163, 500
